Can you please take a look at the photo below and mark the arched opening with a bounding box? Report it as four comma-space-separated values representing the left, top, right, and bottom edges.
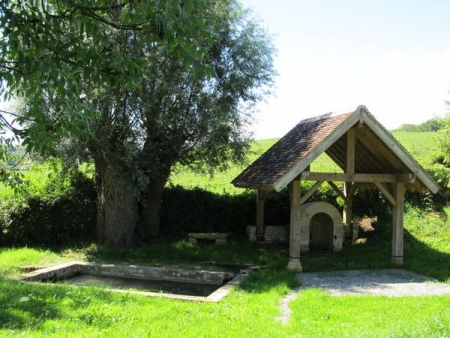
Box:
309, 212, 333, 252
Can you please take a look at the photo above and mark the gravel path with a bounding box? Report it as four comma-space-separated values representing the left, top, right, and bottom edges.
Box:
278, 269, 450, 324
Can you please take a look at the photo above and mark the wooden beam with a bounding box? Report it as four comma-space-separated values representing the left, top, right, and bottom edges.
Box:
374, 182, 396, 207
256, 190, 270, 241
346, 128, 355, 174
361, 113, 440, 194
302, 172, 416, 183
392, 183, 406, 265
343, 127, 356, 233
299, 181, 323, 205
327, 181, 346, 200
287, 179, 303, 272
348, 182, 358, 198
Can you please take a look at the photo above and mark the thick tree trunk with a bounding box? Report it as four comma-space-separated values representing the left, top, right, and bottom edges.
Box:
95, 159, 139, 247
139, 174, 169, 239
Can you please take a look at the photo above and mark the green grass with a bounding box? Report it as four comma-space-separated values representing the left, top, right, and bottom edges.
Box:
0, 247, 87, 278
393, 131, 436, 165
0, 132, 448, 336
1, 203, 450, 336
167, 131, 438, 194
1, 277, 449, 337
1, 217, 450, 337
289, 290, 450, 337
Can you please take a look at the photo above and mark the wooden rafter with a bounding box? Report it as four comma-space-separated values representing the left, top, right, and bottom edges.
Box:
302, 172, 416, 183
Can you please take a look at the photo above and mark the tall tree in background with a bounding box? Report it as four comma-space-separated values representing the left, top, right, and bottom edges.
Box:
0, 0, 212, 156
0, 0, 216, 243
1, 0, 276, 246
87, 0, 276, 244
431, 99, 450, 188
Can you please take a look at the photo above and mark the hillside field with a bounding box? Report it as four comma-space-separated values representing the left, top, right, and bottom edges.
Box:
167, 131, 437, 194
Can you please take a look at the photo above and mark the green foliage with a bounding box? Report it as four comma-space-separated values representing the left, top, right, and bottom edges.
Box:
428, 113, 450, 187
0, 0, 215, 154
160, 183, 343, 236
4, 0, 277, 244
394, 117, 444, 132
403, 206, 450, 281
160, 186, 255, 236
0, 171, 96, 246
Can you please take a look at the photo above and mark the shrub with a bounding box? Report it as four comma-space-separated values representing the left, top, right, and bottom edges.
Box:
160, 186, 255, 237
160, 183, 343, 237
0, 171, 96, 246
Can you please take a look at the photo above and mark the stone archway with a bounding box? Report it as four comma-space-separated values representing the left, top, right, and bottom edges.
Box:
299, 202, 343, 252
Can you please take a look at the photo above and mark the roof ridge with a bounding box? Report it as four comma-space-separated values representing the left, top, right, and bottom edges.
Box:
297, 108, 358, 125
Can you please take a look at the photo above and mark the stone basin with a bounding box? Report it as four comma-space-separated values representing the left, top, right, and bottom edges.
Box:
17, 261, 249, 302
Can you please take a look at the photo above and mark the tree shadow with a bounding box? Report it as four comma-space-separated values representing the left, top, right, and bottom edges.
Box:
403, 228, 450, 282
236, 268, 299, 294
0, 277, 124, 332
0, 279, 62, 330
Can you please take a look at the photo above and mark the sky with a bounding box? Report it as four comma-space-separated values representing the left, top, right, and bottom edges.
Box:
241, 0, 450, 139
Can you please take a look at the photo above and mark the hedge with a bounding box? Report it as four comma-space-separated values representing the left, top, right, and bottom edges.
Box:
0, 173, 447, 246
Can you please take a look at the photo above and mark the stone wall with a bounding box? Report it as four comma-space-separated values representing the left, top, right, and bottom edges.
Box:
246, 225, 289, 242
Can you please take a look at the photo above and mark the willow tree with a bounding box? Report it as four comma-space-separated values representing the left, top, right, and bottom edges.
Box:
89, 0, 276, 243
0, 0, 212, 158
2, 0, 276, 246
1, 0, 217, 244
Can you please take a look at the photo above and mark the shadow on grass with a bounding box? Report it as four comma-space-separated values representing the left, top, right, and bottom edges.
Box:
0, 277, 126, 332
0, 279, 62, 330
300, 228, 450, 282
237, 268, 300, 294
83, 239, 290, 271
404, 228, 450, 282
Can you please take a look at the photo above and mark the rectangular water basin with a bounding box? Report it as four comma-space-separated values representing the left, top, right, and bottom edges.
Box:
17, 261, 248, 302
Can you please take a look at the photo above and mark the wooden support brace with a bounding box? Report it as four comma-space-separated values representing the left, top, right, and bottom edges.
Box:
374, 182, 396, 207
327, 181, 346, 200
299, 181, 323, 205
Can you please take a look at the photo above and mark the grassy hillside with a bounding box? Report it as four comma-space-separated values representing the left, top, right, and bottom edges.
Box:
167, 131, 438, 194
0, 131, 438, 196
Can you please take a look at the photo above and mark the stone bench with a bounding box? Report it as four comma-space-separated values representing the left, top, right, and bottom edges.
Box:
188, 233, 228, 245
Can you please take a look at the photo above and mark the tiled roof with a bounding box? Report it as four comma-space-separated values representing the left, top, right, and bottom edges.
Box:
232, 106, 440, 194
232, 111, 352, 189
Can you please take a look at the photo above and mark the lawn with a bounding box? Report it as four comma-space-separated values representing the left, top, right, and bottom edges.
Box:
1, 203, 450, 337
0, 131, 449, 336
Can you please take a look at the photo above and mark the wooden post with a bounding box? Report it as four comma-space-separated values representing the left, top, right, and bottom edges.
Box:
256, 190, 267, 241
287, 179, 302, 272
392, 183, 405, 265
344, 128, 355, 239
344, 183, 355, 239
